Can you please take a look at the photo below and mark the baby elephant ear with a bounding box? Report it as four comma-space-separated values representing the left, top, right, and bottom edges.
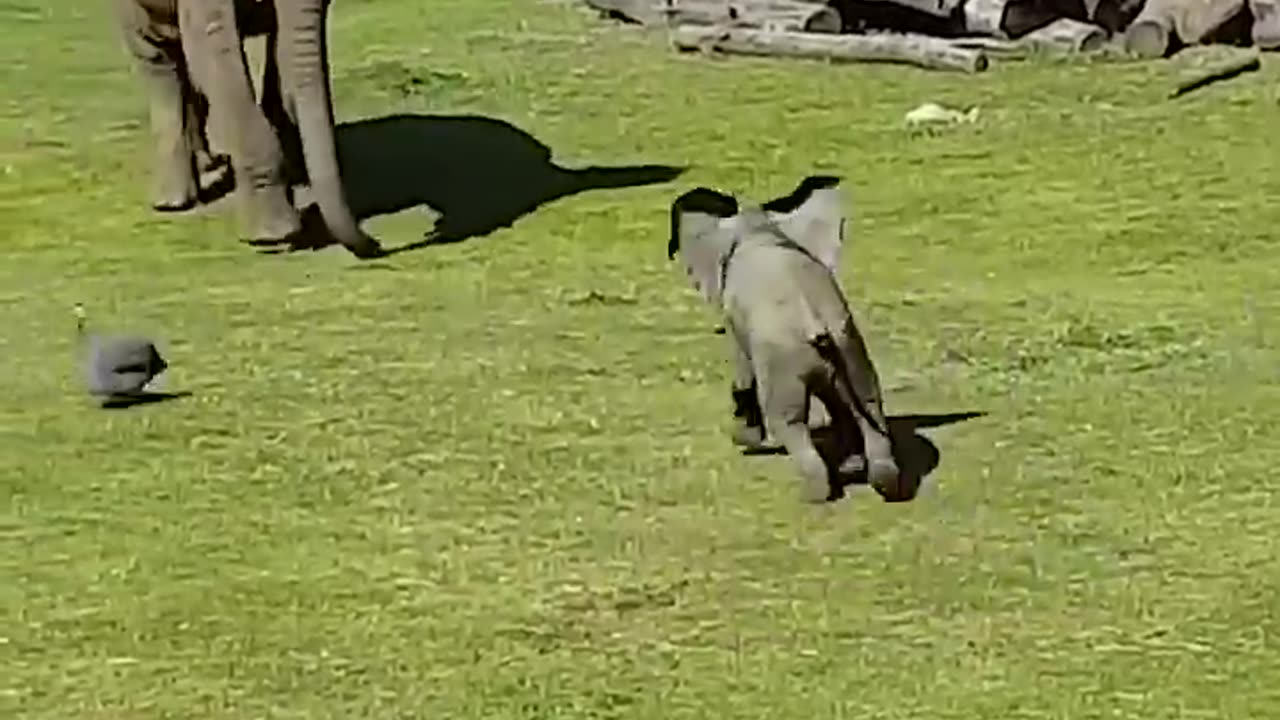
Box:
669, 186, 740, 304
763, 175, 847, 272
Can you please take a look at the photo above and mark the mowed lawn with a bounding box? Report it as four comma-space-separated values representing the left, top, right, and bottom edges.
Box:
4, 1, 1280, 717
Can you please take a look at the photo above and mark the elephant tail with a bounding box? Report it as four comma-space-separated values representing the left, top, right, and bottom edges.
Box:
811, 331, 889, 438
567, 164, 685, 192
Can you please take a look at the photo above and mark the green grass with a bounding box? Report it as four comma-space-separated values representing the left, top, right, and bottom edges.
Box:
4, 1, 1280, 717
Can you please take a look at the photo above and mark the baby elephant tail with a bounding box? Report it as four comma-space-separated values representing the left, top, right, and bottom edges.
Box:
811, 332, 910, 501
810, 332, 887, 437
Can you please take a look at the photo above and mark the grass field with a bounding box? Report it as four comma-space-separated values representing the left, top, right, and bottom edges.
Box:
4, 1, 1280, 717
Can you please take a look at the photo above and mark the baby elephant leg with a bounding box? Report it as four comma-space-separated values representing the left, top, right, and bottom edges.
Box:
857, 406, 908, 501
761, 373, 831, 504
829, 359, 900, 498
810, 382, 865, 481
731, 383, 769, 449
112, 0, 198, 211
829, 325, 905, 501
726, 330, 774, 451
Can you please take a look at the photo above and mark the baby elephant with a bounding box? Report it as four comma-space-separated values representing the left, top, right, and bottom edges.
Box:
667, 175, 906, 504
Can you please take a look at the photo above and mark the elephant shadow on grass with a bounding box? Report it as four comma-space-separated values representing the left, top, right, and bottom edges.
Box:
744, 411, 986, 503
258, 113, 684, 256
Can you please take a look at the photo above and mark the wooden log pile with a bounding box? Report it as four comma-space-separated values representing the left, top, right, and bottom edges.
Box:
583, 0, 1277, 76
672, 23, 991, 70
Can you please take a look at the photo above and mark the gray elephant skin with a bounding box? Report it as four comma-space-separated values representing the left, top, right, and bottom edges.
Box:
112, 0, 382, 258
668, 176, 907, 504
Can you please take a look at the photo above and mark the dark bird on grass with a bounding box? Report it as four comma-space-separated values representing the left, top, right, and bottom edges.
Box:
75, 304, 168, 402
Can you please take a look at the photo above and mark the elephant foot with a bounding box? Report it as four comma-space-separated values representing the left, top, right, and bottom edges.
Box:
798, 474, 834, 504
151, 172, 199, 213
732, 423, 780, 453
152, 196, 196, 213
242, 187, 303, 244
246, 212, 303, 244
868, 459, 915, 503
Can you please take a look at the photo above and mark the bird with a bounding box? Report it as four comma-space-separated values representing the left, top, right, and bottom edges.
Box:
75, 303, 169, 402
903, 102, 980, 134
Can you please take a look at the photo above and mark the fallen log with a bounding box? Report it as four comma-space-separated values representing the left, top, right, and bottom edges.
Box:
953, 17, 1109, 53
1124, 0, 1179, 55
671, 25, 991, 72
1019, 16, 1109, 50
1124, 0, 1250, 57
583, 0, 843, 32
1169, 50, 1260, 97
1249, 0, 1280, 49
665, 0, 845, 32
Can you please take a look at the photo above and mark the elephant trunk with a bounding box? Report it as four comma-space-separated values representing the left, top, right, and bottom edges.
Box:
277, 0, 381, 258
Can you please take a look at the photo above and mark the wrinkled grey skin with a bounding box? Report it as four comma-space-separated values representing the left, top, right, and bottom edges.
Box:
76, 305, 168, 399
111, 0, 383, 258
668, 176, 902, 503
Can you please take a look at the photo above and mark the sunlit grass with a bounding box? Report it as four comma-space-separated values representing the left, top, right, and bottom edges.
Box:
4, 1, 1279, 717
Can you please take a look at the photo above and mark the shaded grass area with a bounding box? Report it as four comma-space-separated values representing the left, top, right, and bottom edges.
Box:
3, 1, 1279, 717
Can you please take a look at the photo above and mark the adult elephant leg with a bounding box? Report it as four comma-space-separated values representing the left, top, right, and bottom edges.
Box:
177, 0, 301, 242
183, 86, 231, 190
277, 0, 384, 258
260, 28, 305, 187
112, 0, 197, 211
176, 24, 231, 186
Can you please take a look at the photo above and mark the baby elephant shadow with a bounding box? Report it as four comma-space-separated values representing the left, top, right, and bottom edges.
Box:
333, 113, 683, 255
746, 411, 985, 502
